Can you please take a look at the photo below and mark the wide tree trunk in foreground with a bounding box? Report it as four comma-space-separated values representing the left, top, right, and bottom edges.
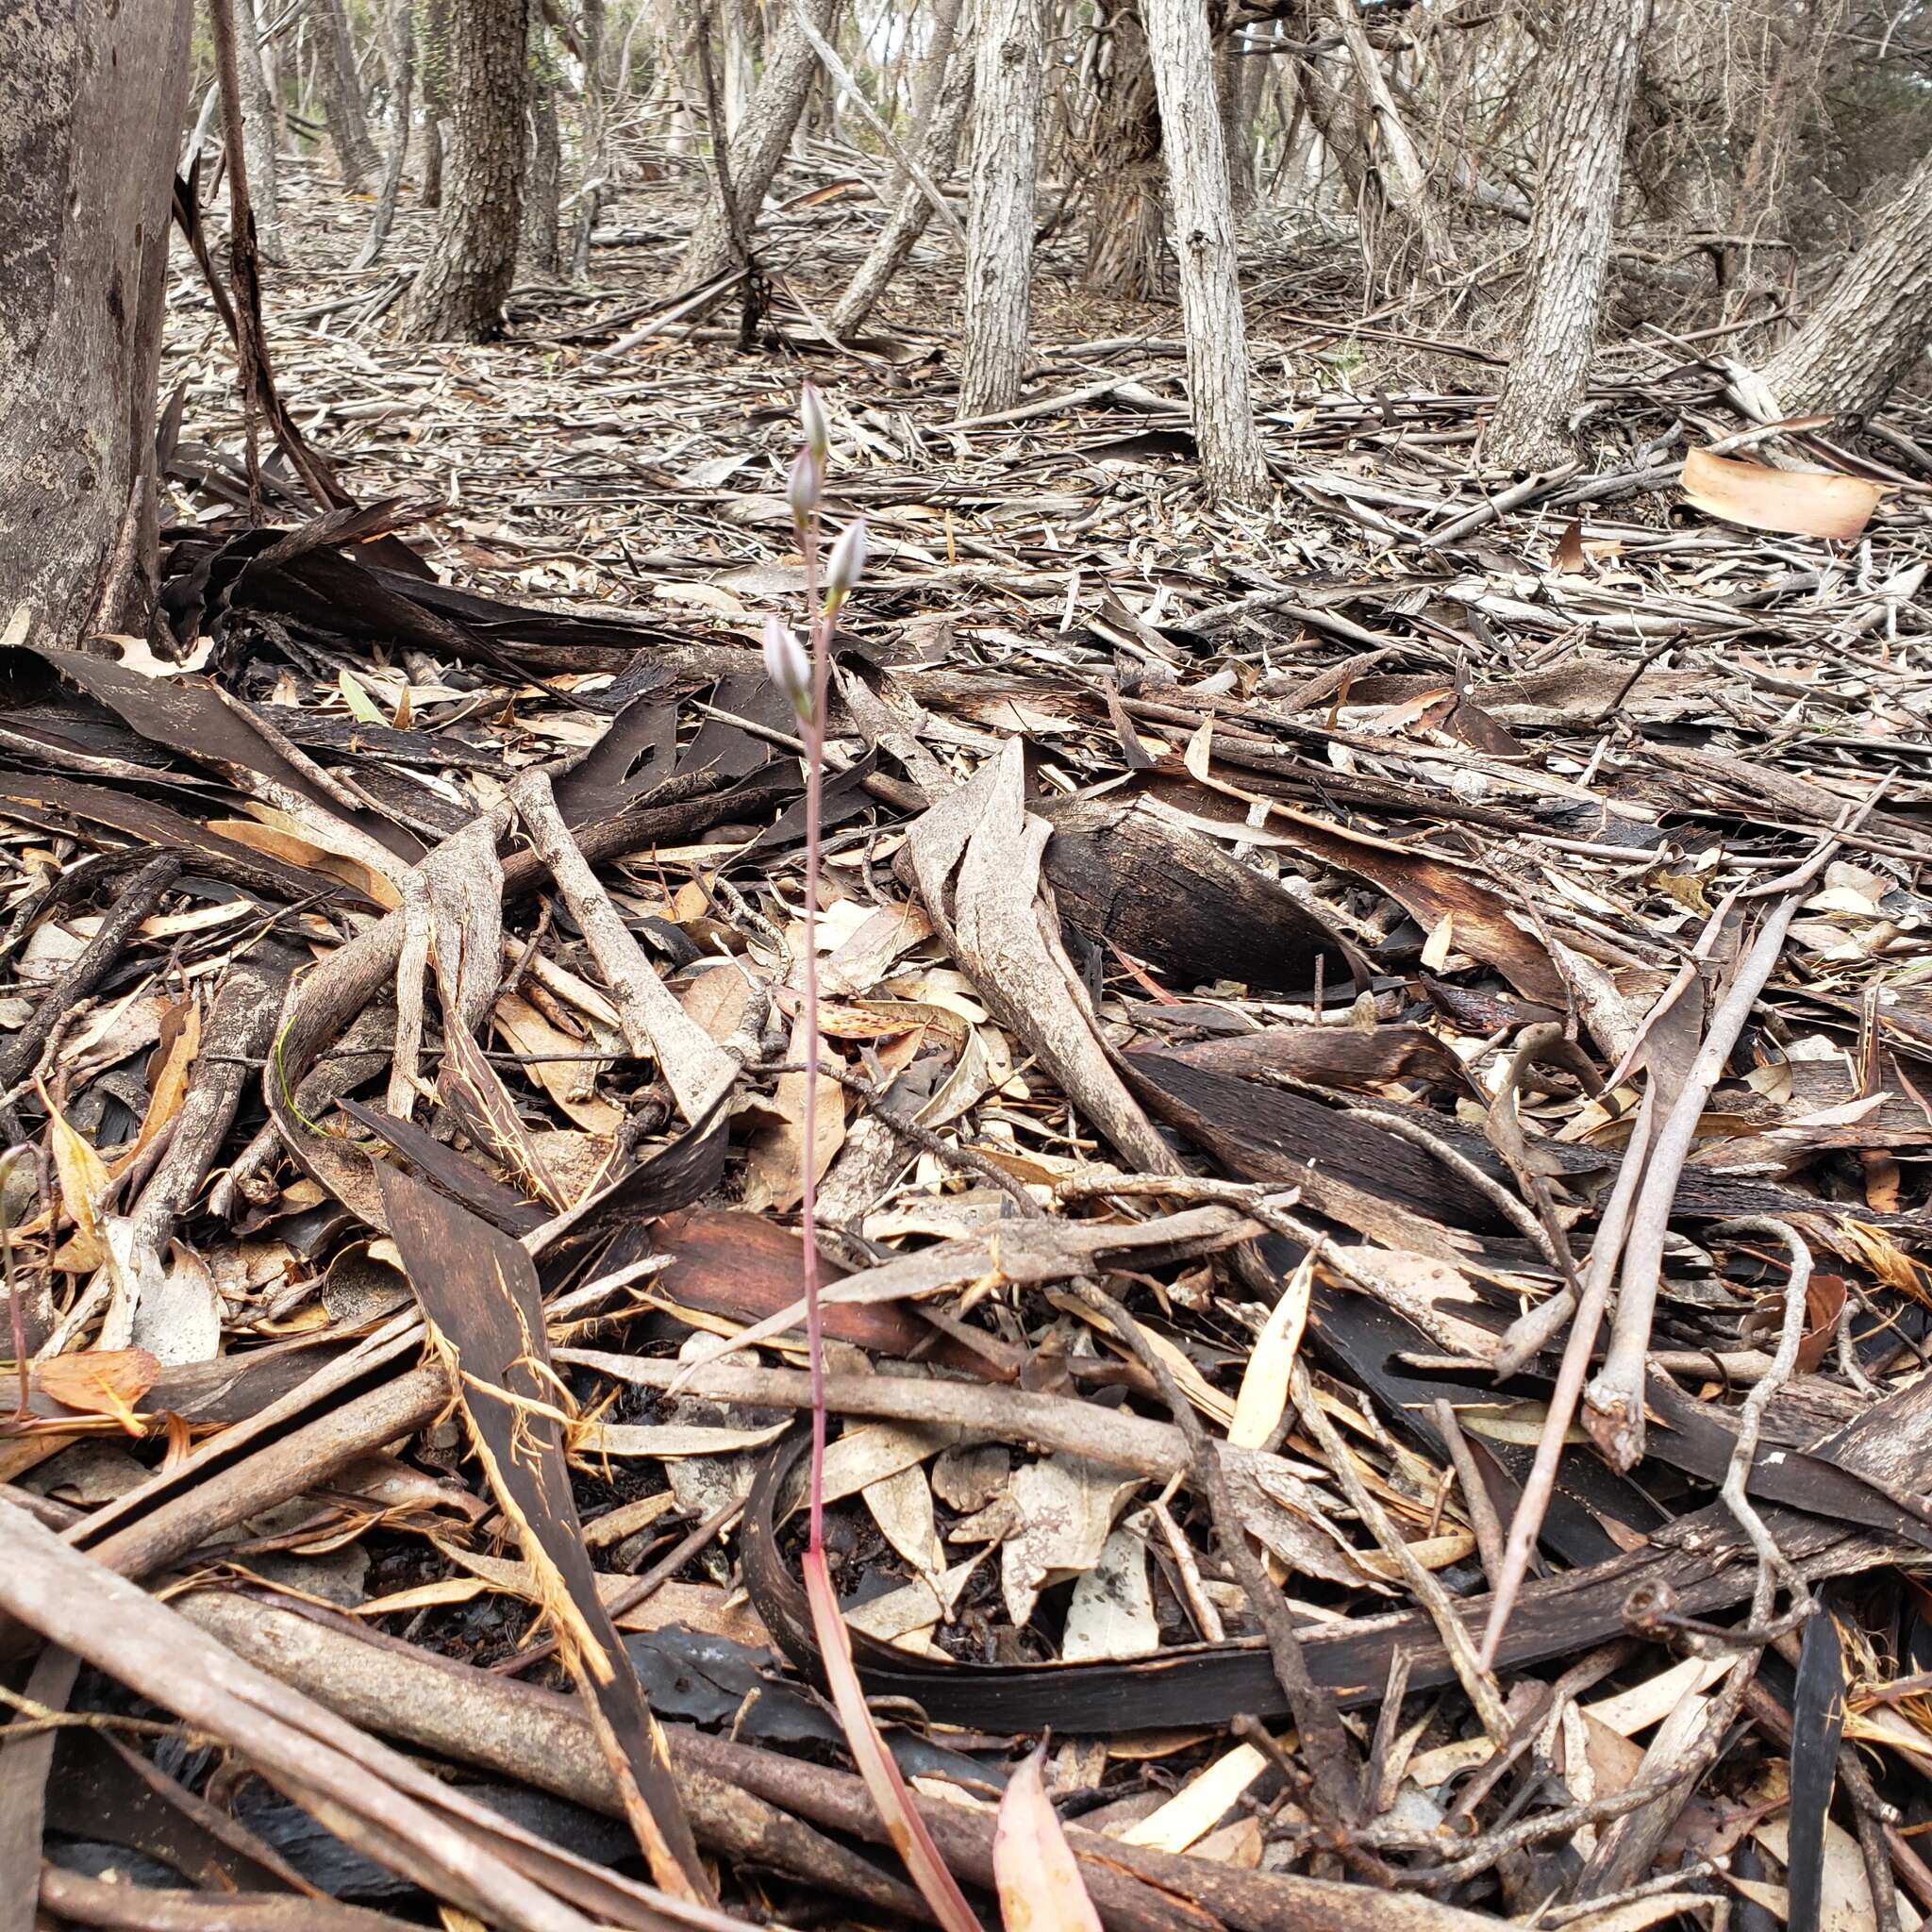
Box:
234, 0, 286, 258
1142, 0, 1267, 503
829, 41, 972, 337
316, 0, 382, 188
961, 0, 1045, 415
1486, 0, 1648, 470
681, 0, 839, 283
0, 0, 194, 641
396, 0, 529, 341
1758, 147, 1932, 421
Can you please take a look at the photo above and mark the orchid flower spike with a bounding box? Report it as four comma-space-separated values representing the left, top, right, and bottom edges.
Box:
761, 615, 812, 723
824, 517, 869, 614
800, 382, 830, 465
788, 445, 822, 534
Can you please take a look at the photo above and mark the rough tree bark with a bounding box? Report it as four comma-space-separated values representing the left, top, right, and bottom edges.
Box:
829, 34, 972, 336
1084, 2, 1165, 300
421, 0, 452, 206
1757, 147, 1932, 420
961, 0, 1045, 415
395, 0, 529, 341
1486, 0, 1649, 470
0, 0, 194, 641
315, 0, 383, 188
234, 0, 286, 259
680, 0, 840, 283
1142, 0, 1267, 502
521, 5, 564, 277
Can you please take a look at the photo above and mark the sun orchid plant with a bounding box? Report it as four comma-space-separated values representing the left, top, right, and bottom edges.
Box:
763, 389, 982, 1932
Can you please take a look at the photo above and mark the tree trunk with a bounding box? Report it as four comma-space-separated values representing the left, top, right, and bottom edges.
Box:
887, 0, 962, 202
1325, 0, 1441, 281
1084, 2, 1164, 300
961, 0, 1045, 415
1485, 0, 1648, 471
1142, 0, 1266, 502
395, 0, 528, 341
521, 5, 562, 277
1758, 148, 1932, 421
315, 0, 382, 187
354, 0, 415, 269
0, 0, 194, 641
421, 0, 452, 206
829, 38, 972, 337
1216, 17, 1255, 213
233, 0, 286, 259
680, 0, 839, 283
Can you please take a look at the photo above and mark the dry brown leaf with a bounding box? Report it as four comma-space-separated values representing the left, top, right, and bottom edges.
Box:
1680, 446, 1882, 540
33, 1348, 159, 1427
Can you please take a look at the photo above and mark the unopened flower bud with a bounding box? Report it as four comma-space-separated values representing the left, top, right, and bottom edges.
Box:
761, 615, 812, 722
788, 446, 822, 532
824, 518, 869, 613
800, 382, 830, 465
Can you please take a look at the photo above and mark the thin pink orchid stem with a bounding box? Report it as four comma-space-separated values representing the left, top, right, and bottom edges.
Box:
799, 523, 830, 1555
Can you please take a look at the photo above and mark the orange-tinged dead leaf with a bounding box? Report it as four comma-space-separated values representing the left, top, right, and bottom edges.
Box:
39, 1083, 110, 1253
34, 1348, 159, 1430
994, 1746, 1104, 1932
1680, 446, 1881, 541
127, 995, 201, 1164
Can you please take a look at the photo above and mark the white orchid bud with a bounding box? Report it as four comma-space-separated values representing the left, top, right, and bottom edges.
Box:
788, 445, 822, 533
761, 615, 813, 722
824, 517, 869, 614
800, 382, 830, 465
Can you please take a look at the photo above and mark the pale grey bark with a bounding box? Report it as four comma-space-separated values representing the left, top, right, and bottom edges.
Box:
1759, 147, 1932, 420
1142, 0, 1267, 503
681, 0, 839, 282
0, 0, 194, 641
1085, 2, 1163, 300
961, 0, 1045, 415
315, 0, 382, 187
888, 0, 962, 202
354, 0, 415, 269
830, 40, 972, 337
1326, 0, 1441, 275
1486, 0, 1649, 470
233, 0, 286, 258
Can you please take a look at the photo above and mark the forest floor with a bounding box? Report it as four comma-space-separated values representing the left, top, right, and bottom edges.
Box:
8, 153, 1932, 1929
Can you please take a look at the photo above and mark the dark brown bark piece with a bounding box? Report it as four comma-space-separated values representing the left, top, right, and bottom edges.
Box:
1041, 793, 1358, 994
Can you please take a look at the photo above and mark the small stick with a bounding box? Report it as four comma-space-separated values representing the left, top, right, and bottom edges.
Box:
1431, 1398, 1506, 1589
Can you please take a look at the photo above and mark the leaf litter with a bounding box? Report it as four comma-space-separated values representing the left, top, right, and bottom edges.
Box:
3, 158, 1932, 1932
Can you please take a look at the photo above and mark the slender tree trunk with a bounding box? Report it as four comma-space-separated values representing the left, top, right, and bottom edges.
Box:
1216, 18, 1255, 213
888, 0, 963, 201
1486, 0, 1648, 470
315, 0, 382, 187
1142, 0, 1266, 502
1084, 2, 1164, 300
354, 0, 415, 268
572, 0, 612, 280
961, 0, 1044, 414
233, 0, 286, 259
521, 3, 562, 276
1757, 148, 1932, 420
680, 0, 839, 283
1326, 0, 1441, 280
830, 39, 972, 336
395, 0, 528, 341
0, 0, 194, 640
421, 0, 451, 205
